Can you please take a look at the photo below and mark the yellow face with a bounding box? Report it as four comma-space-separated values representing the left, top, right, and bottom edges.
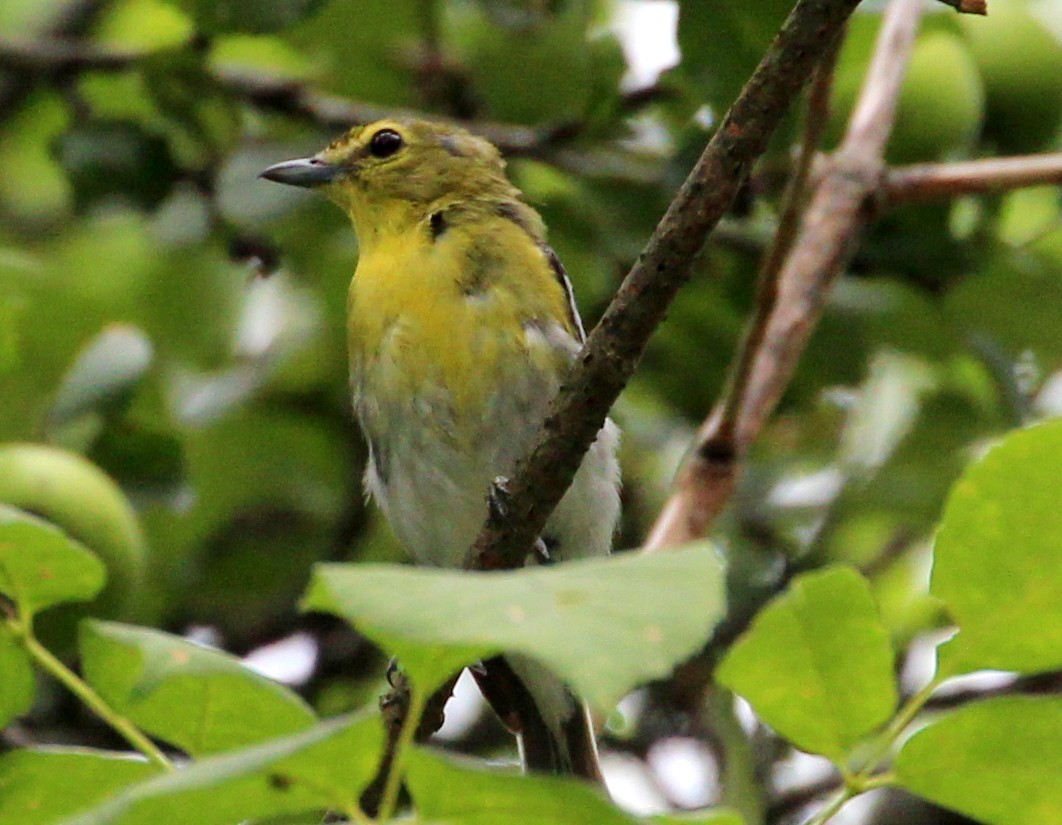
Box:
262, 119, 513, 214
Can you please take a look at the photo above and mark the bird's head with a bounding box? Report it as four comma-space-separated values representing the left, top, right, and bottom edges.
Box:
261, 119, 519, 226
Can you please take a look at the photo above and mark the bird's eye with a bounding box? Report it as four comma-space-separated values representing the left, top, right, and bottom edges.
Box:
368, 129, 404, 158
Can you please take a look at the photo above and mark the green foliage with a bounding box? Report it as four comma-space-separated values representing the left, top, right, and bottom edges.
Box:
0, 505, 106, 618
933, 419, 1062, 675
1, 0, 1061, 822
717, 567, 896, 762
61, 714, 383, 825
896, 696, 1062, 825
305, 543, 726, 706
79, 620, 317, 755
0, 749, 163, 825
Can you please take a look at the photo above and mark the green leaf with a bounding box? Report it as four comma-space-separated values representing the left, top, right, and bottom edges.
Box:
0, 504, 106, 617
406, 747, 638, 825
304, 543, 726, 707
0, 622, 34, 728
896, 695, 1062, 825
0, 748, 162, 825
61, 713, 382, 825
79, 620, 317, 756
716, 567, 897, 761
933, 419, 1062, 675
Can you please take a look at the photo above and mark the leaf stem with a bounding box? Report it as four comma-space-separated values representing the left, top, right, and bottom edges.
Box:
375, 685, 426, 823
14, 622, 174, 771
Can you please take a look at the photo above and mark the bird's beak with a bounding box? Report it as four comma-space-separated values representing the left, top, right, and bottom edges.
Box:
259, 157, 341, 188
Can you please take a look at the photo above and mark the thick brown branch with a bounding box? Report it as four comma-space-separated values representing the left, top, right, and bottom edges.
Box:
884, 152, 1062, 203
465, 0, 863, 572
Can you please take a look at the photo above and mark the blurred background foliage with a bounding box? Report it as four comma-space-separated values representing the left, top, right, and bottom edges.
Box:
0, 0, 1060, 818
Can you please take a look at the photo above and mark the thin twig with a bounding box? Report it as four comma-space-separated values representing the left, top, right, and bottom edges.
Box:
737, 0, 925, 448
644, 0, 927, 728
466, 0, 865, 573
884, 152, 1062, 204
644, 36, 843, 553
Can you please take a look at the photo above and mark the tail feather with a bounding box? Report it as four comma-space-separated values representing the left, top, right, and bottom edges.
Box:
473, 655, 602, 782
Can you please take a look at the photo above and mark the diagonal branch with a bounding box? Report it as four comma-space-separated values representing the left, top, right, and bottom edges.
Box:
465, 0, 864, 572
644, 0, 926, 556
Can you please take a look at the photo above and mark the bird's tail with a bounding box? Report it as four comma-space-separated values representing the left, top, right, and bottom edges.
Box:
473, 654, 603, 781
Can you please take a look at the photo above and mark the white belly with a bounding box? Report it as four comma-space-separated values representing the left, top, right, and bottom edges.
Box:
354, 331, 620, 568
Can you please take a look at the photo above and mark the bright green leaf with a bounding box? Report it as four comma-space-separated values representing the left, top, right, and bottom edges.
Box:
61, 713, 382, 825
79, 620, 317, 756
0, 748, 161, 825
0, 622, 34, 728
0, 504, 106, 617
896, 695, 1062, 825
304, 543, 726, 707
406, 747, 638, 825
933, 419, 1062, 675
716, 567, 897, 761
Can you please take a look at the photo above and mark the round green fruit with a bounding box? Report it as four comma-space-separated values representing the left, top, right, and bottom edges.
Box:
827, 18, 984, 163
0, 443, 146, 619
960, 0, 1062, 152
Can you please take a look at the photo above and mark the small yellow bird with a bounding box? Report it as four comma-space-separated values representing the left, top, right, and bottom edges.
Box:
262, 120, 620, 779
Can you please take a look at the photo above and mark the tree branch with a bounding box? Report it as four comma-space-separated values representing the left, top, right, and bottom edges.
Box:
644, 36, 843, 552
884, 152, 1062, 203
465, 0, 863, 572
641, 0, 925, 719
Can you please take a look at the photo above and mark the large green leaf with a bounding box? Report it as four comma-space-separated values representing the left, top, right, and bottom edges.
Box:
0, 504, 106, 617
0, 621, 34, 728
406, 747, 637, 825
896, 696, 1062, 825
79, 620, 316, 756
61, 713, 382, 825
304, 543, 726, 707
0, 748, 161, 825
716, 567, 897, 762
933, 419, 1062, 676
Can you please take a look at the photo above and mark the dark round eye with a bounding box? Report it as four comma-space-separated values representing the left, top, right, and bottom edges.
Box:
368, 129, 403, 158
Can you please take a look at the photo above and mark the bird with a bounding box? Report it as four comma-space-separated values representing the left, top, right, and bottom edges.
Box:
262, 119, 621, 780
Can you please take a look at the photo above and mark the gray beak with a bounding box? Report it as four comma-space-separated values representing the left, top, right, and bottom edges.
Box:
259, 157, 341, 188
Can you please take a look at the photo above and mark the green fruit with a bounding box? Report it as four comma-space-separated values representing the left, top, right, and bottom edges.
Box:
827, 19, 984, 162
890, 31, 984, 163
0, 443, 146, 619
960, 0, 1062, 152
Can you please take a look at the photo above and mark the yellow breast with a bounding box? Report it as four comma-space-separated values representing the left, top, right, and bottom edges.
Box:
346, 209, 576, 417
